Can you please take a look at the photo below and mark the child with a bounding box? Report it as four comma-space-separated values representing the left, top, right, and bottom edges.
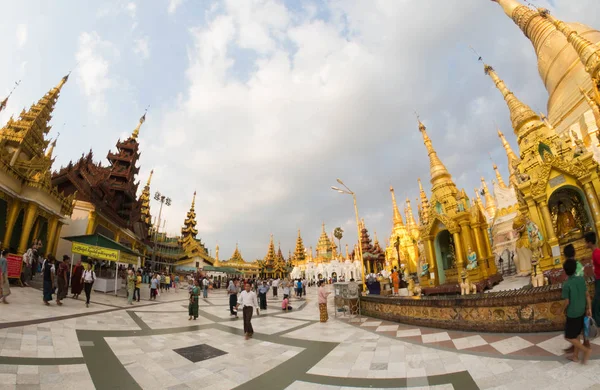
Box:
281, 296, 292, 311
562, 254, 592, 364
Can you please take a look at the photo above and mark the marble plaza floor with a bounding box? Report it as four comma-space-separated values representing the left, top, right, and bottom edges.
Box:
1, 284, 600, 389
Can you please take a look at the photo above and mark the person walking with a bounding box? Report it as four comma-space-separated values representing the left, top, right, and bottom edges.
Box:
127, 269, 135, 305
258, 281, 269, 310
228, 279, 239, 317
150, 274, 158, 300
174, 274, 180, 293
272, 278, 279, 298
0, 250, 10, 304
585, 232, 600, 327
71, 259, 84, 299
282, 278, 290, 299
318, 281, 331, 323
56, 255, 69, 305
134, 270, 142, 302
189, 280, 200, 320
82, 264, 96, 308
42, 256, 55, 306
391, 267, 400, 296
202, 277, 209, 298
562, 252, 592, 364
239, 283, 259, 340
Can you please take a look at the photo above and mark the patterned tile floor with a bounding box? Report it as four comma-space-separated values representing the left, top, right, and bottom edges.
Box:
2, 284, 600, 389
340, 316, 600, 360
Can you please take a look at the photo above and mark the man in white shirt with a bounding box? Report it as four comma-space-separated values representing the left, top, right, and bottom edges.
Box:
238, 283, 259, 339
272, 278, 279, 298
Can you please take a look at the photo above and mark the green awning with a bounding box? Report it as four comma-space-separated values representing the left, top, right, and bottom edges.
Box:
61, 233, 144, 264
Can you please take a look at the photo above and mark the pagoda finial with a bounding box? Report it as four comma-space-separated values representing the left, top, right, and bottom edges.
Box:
57, 73, 69, 91
417, 178, 430, 225
492, 163, 507, 189
481, 177, 497, 217
191, 190, 196, 209
417, 119, 454, 189
474, 188, 484, 209
0, 80, 21, 113
147, 169, 154, 185
46, 132, 59, 158
131, 109, 147, 140
389, 186, 405, 229
538, 8, 600, 82
345, 243, 350, 260
484, 64, 539, 134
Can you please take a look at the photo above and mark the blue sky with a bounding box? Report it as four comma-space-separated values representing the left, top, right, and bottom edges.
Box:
1, 0, 599, 260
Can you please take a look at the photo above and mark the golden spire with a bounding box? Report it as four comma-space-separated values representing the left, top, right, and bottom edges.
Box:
474, 188, 484, 211
404, 197, 418, 231
389, 186, 405, 229
481, 177, 497, 218
0, 80, 21, 113
139, 169, 153, 224
131, 112, 146, 140
215, 244, 219, 261
497, 129, 519, 163
539, 9, 600, 82
417, 178, 430, 224
345, 243, 350, 260
45, 135, 58, 158
180, 191, 198, 239
146, 169, 154, 186
580, 87, 600, 131
418, 120, 454, 188
484, 64, 539, 134
492, 163, 507, 189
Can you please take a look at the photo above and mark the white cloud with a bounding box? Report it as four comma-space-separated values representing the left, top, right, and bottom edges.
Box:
133, 37, 150, 59
16, 24, 27, 48
168, 0, 184, 14
75, 31, 118, 115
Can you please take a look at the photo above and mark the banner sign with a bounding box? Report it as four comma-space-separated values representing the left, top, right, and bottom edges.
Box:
119, 253, 139, 265
71, 242, 119, 262
6, 254, 23, 279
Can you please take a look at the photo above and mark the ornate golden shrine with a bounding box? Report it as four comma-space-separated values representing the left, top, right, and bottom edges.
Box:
416, 121, 498, 286
385, 187, 419, 273
484, 61, 600, 269
0, 75, 74, 255
216, 244, 259, 277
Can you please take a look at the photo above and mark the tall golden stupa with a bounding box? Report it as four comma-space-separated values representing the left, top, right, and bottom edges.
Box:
482, 1, 600, 268
492, 0, 600, 138
416, 121, 497, 286
385, 187, 419, 273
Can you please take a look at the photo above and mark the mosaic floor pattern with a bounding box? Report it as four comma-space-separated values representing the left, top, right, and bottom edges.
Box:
1, 284, 600, 389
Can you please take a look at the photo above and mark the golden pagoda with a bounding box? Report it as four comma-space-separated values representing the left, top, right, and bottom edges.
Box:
139, 170, 153, 225
219, 243, 259, 277
493, 163, 507, 189
492, 0, 600, 137
0, 75, 75, 255
484, 61, 600, 267
172, 191, 214, 267
315, 223, 333, 261
292, 229, 306, 267
385, 186, 418, 273
258, 234, 286, 278
416, 120, 497, 286
480, 177, 497, 220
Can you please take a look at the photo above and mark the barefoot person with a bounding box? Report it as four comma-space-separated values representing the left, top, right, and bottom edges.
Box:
71, 259, 84, 299
562, 252, 592, 364
42, 256, 55, 306
81, 263, 96, 308
188, 280, 200, 320
318, 280, 331, 323
239, 283, 259, 340
0, 250, 10, 304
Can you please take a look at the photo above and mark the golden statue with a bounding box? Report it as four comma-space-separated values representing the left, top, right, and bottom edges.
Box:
556, 201, 578, 239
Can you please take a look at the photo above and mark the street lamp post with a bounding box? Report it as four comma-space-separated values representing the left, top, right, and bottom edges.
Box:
151, 191, 171, 266
331, 179, 366, 292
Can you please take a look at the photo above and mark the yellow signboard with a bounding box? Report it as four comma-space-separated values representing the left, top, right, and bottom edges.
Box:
72, 242, 119, 262
119, 252, 139, 265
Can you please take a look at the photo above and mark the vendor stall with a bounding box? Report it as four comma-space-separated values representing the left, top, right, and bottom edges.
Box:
61, 234, 144, 295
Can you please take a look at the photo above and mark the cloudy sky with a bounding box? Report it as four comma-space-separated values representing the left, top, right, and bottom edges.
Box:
1, 0, 599, 261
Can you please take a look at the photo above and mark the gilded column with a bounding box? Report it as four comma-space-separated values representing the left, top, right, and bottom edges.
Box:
114, 232, 121, 244
583, 182, 600, 231
452, 230, 465, 275
2, 199, 22, 248
459, 221, 475, 258
425, 237, 437, 284
31, 219, 41, 245
85, 211, 97, 235
481, 226, 497, 275
537, 198, 558, 246
526, 198, 550, 257
45, 217, 59, 257
17, 203, 39, 254
472, 223, 485, 262
52, 222, 63, 256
